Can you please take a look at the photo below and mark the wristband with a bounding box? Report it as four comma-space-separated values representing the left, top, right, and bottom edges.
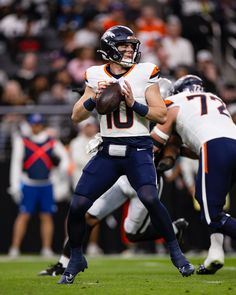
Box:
131, 101, 149, 117
153, 126, 169, 142
83, 97, 96, 112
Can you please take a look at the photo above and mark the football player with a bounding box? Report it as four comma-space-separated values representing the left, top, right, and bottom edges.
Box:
152, 74, 236, 275
58, 25, 194, 284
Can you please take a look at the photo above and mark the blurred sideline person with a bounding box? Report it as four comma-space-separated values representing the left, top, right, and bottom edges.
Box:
69, 116, 103, 256
8, 114, 69, 257
152, 74, 236, 275
58, 25, 194, 284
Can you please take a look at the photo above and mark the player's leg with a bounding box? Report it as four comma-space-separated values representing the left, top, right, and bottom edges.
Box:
8, 213, 31, 257
125, 201, 188, 243
126, 149, 194, 276
40, 176, 131, 276
58, 154, 121, 284
124, 178, 188, 243
86, 176, 132, 256
197, 232, 224, 274
9, 184, 36, 257
195, 139, 236, 274
39, 184, 56, 257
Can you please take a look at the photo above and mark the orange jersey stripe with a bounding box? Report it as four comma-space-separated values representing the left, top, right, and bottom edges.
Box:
150, 66, 160, 79
203, 143, 208, 173
164, 99, 173, 107
104, 64, 113, 77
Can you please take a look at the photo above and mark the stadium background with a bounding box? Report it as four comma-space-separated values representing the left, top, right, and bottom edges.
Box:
0, 0, 236, 255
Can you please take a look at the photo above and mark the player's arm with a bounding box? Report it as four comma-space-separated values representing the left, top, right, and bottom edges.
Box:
122, 80, 167, 124
151, 107, 178, 148
180, 145, 199, 159
71, 86, 96, 123
145, 83, 167, 123
154, 133, 182, 173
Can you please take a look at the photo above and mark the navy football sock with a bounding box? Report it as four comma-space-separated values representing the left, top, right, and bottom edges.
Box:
167, 240, 188, 268
67, 194, 93, 248
137, 185, 176, 242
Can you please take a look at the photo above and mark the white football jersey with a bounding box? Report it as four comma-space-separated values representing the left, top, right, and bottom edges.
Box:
85, 62, 160, 137
165, 91, 236, 154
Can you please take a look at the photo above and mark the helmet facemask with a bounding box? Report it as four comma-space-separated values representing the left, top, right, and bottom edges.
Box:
115, 40, 141, 67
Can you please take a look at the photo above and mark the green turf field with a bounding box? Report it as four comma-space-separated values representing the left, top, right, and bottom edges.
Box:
0, 255, 235, 295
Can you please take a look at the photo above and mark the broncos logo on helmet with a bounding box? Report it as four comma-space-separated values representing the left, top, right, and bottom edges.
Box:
98, 25, 141, 67
173, 75, 204, 94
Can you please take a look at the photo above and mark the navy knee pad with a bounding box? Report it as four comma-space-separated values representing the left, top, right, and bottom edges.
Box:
137, 185, 159, 208
69, 194, 94, 218
208, 212, 230, 230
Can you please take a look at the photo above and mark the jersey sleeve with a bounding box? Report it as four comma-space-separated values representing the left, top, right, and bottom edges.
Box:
84, 66, 97, 89
145, 64, 161, 91
148, 65, 160, 84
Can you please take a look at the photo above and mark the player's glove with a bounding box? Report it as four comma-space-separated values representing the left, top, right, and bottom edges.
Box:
156, 156, 175, 173
86, 133, 103, 155
7, 186, 22, 204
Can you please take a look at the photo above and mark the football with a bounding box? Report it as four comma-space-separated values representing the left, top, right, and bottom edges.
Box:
96, 83, 123, 115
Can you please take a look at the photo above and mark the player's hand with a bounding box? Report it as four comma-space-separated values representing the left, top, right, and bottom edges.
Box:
122, 80, 135, 107
96, 81, 113, 100
7, 187, 22, 204
156, 156, 175, 173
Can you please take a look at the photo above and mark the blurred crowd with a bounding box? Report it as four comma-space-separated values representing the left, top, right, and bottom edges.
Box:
1, 0, 236, 255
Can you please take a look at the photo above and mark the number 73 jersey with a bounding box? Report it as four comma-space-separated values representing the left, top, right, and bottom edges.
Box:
85, 62, 160, 137
165, 91, 236, 155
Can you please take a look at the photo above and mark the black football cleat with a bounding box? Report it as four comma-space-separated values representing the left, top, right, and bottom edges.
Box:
196, 262, 223, 275
173, 218, 189, 244
57, 255, 88, 284
178, 263, 195, 277
57, 272, 77, 284
38, 262, 65, 276
171, 252, 194, 277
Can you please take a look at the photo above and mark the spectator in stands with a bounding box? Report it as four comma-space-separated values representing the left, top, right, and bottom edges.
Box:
196, 49, 220, 93
101, 2, 127, 31
0, 3, 27, 38
0, 80, 27, 106
8, 113, 69, 257
55, 0, 83, 31
136, 5, 166, 56
12, 52, 39, 94
220, 81, 236, 107
28, 75, 49, 104
67, 47, 96, 89
124, 0, 142, 23
73, 18, 100, 48
162, 15, 194, 70
169, 0, 215, 52
38, 82, 76, 106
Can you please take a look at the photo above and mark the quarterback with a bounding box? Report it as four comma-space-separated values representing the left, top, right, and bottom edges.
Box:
58, 25, 194, 284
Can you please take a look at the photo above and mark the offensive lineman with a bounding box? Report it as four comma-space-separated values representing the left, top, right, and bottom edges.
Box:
152, 74, 236, 275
